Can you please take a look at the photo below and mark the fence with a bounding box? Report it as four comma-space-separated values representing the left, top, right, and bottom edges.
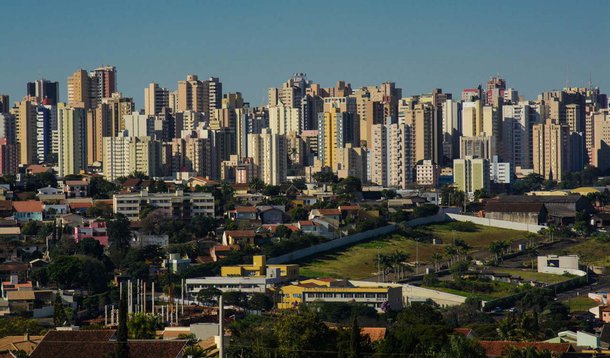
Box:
446, 213, 546, 233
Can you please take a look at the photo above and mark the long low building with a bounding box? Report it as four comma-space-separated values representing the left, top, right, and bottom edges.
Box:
113, 189, 214, 221
278, 278, 403, 311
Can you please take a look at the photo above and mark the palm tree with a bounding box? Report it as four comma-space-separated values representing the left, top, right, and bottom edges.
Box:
445, 245, 458, 266
431, 253, 444, 272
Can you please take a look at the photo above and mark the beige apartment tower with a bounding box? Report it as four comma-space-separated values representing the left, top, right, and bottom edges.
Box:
10, 100, 37, 165
532, 121, 570, 182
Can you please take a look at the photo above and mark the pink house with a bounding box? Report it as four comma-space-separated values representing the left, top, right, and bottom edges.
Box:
74, 221, 109, 247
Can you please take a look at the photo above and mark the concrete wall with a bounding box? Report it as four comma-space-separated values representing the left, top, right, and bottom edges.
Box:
447, 213, 545, 233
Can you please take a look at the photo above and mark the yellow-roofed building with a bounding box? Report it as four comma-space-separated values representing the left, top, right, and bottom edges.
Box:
278, 278, 402, 311
221, 255, 299, 280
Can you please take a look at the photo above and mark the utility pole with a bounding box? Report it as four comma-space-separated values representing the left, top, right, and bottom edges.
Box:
415, 238, 419, 275
219, 294, 224, 358
377, 246, 381, 283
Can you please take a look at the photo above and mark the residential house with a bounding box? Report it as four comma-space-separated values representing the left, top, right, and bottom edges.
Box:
12, 201, 43, 222
1, 275, 32, 299
258, 205, 285, 224
36, 186, 65, 202
309, 208, 342, 228
64, 180, 89, 198
163, 253, 190, 274
222, 230, 257, 246
7, 290, 54, 317
132, 231, 169, 248
0, 334, 44, 357
228, 206, 258, 221
74, 221, 110, 247
186, 176, 219, 189
209, 245, 239, 262
297, 220, 332, 238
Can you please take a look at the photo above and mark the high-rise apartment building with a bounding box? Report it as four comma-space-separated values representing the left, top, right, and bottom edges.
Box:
67, 69, 90, 109
532, 120, 570, 182
204, 77, 222, 120
248, 129, 287, 185
460, 134, 496, 160
591, 109, 610, 171
453, 156, 490, 197
103, 134, 162, 181
67, 67, 117, 110
461, 100, 484, 137
57, 104, 87, 177
89, 66, 117, 104
102, 93, 135, 136
369, 122, 411, 189
416, 160, 440, 187
0, 114, 17, 175
86, 104, 112, 165
441, 99, 461, 161
34, 104, 56, 164
269, 103, 300, 136
501, 103, 532, 169
403, 102, 442, 166
0, 95, 9, 114
27, 79, 59, 105
177, 75, 204, 113
144, 82, 170, 115
10, 100, 37, 165
316, 109, 359, 171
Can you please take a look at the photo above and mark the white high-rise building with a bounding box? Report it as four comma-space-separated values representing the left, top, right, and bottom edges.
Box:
248, 129, 287, 185
501, 102, 532, 169
103, 134, 162, 181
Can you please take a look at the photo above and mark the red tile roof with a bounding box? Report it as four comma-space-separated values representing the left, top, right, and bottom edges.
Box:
478, 341, 572, 357
12, 201, 43, 213
360, 327, 386, 342
234, 206, 257, 213
26, 164, 51, 174
70, 202, 93, 209
339, 205, 360, 211
30, 330, 186, 358
65, 180, 89, 186
298, 220, 315, 226
122, 178, 142, 188
225, 230, 256, 238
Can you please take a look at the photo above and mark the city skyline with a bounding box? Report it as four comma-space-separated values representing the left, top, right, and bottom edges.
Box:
1, 0, 608, 107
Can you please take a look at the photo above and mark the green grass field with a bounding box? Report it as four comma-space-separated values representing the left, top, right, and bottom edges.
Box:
420, 281, 521, 301
566, 238, 610, 267
491, 268, 573, 284
565, 296, 598, 312
298, 223, 527, 280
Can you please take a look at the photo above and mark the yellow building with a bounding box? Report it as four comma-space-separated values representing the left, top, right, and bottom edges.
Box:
278, 278, 403, 311
221, 255, 299, 281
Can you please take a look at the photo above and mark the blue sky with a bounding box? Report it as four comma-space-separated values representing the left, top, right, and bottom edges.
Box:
1, 0, 608, 108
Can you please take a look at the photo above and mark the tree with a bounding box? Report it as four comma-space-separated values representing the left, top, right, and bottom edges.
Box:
518, 288, 554, 314
436, 334, 486, 358
289, 207, 308, 221
334, 176, 362, 196
489, 240, 509, 264
107, 214, 132, 263
431, 252, 444, 272
412, 204, 439, 218
381, 189, 397, 199
274, 310, 335, 358
248, 293, 273, 311
222, 291, 248, 308
196, 287, 222, 306
249, 177, 265, 193
274, 225, 293, 239
48, 256, 81, 288
191, 215, 217, 237
262, 185, 280, 196
128, 313, 160, 339
115, 289, 129, 358
78, 237, 104, 259
89, 176, 118, 199
313, 171, 338, 184
53, 293, 68, 327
